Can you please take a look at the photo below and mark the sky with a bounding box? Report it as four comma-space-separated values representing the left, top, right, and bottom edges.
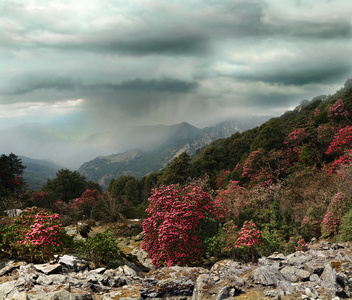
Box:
1, 0, 352, 167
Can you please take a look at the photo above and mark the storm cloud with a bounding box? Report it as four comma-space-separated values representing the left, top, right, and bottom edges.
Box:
0, 0, 351, 166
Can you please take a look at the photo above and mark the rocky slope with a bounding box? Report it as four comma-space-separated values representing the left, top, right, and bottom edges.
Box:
1, 236, 351, 299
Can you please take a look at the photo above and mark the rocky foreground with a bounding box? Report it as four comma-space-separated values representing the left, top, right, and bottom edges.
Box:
0, 240, 352, 300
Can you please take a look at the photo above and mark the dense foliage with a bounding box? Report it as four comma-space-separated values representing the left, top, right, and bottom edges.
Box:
1, 79, 352, 267
0, 153, 25, 210
77, 228, 121, 268
41, 169, 99, 202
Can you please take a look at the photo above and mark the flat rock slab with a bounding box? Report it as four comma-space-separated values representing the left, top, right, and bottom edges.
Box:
0, 280, 17, 300
268, 253, 286, 260
34, 263, 62, 274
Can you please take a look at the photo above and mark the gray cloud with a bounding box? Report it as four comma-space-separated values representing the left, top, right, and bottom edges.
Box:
234, 62, 352, 86
91, 79, 199, 93
4, 76, 80, 96
1, 0, 352, 167
97, 35, 209, 56
262, 18, 352, 40
3, 75, 198, 97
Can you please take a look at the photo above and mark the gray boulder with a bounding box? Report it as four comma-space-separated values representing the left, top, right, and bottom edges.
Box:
0, 280, 17, 300
286, 251, 313, 266
280, 266, 310, 282
304, 261, 325, 276
0, 261, 26, 276
253, 266, 285, 286
210, 259, 250, 278
140, 266, 209, 298
192, 273, 244, 300
9, 284, 93, 300
321, 262, 341, 296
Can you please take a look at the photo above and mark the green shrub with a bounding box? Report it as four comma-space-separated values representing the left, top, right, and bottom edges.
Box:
339, 208, 352, 242
0, 224, 21, 255
203, 234, 223, 259
259, 227, 286, 257
79, 229, 121, 268
300, 206, 324, 241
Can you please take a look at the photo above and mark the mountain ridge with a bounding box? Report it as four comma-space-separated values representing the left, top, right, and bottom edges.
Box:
78, 117, 271, 188
19, 156, 63, 191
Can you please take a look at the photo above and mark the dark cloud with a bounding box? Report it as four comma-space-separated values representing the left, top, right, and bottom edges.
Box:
4, 76, 80, 96
24, 32, 210, 56
4, 76, 198, 96
91, 34, 210, 56
1, 0, 352, 168
235, 62, 352, 86
264, 20, 352, 40
92, 79, 199, 93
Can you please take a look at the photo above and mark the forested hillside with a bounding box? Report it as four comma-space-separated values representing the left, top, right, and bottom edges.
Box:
1, 79, 352, 268
105, 79, 352, 216
105, 78, 352, 264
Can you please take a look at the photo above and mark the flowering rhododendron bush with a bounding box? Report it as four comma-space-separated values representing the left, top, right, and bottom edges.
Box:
321, 192, 349, 237
284, 235, 308, 255
71, 189, 101, 219
142, 184, 222, 267
325, 126, 352, 174
215, 180, 247, 221
6, 207, 70, 262
219, 220, 263, 261
239, 149, 282, 186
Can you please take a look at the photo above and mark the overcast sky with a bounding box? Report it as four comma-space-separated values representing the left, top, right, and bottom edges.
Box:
1, 0, 352, 166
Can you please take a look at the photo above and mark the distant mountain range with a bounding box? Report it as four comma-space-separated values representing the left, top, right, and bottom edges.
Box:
78, 116, 271, 189
17, 116, 270, 190
20, 156, 63, 191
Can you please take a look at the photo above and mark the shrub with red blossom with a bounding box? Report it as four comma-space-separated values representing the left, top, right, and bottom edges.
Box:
325, 126, 352, 174
215, 180, 247, 221
13, 207, 69, 262
326, 126, 352, 155
321, 211, 339, 237
71, 189, 101, 219
235, 220, 264, 261
284, 235, 307, 254
321, 192, 349, 237
220, 220, 263, 261
239, 149, 284, 186
142, 184, 222, 267
30, 191, 54, 209
328, 99, 350, 121
215, 169, 231, 189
